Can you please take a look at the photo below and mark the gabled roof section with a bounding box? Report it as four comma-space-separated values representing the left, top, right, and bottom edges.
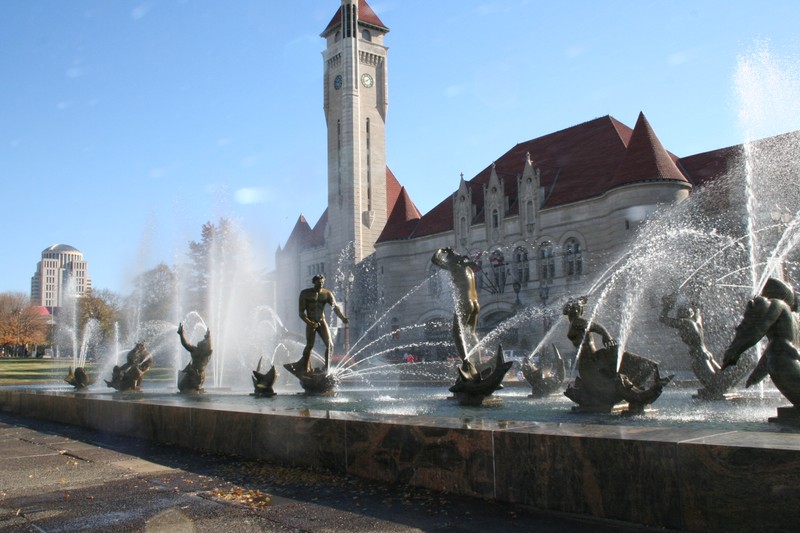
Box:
307, 209, 328, 247
377, 187, 422, 242
321, 0, 389, 37
609, 112, 689, 189
678, 145, 741, 188
412, 115, 637, 238
282, 215, 313, 251
386, 166, 402, 215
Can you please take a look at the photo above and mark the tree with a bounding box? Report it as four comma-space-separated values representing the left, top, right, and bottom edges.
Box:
186, 218, 239, 316
0, 292, 49, 356
75, 289, 122, 358
129, 262, 176, 323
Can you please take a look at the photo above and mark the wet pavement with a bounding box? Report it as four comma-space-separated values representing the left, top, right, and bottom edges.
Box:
0, 412, 671, 532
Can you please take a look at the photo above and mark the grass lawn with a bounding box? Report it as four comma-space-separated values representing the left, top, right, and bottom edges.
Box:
0, 358, 175, 386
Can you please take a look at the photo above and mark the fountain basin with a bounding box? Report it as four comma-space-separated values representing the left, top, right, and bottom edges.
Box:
1, 386, 799, 532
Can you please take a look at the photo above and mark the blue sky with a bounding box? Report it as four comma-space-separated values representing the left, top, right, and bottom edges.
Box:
2, 0, 800, 295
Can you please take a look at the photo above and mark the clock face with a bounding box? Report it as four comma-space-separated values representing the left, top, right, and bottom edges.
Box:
334, 74, 343, 90
360, 73, 374, 88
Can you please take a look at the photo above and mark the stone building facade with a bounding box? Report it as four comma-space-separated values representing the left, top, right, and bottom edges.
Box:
272, 0, 745, 361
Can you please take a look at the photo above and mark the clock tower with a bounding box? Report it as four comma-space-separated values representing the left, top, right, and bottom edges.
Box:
321, 0, 389, 264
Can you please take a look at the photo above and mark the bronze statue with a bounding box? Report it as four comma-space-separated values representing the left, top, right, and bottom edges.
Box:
722, 277, 800, 411
285, 274, 349, 375
448, 345, 514, 405
251, 356, 277, 397
177, 323, 212, 393
660, 293, 751, 399
65, 366, 92, 390
431, 248, 512, 404
563, 297, 672, 414
105, 341, 153, 392
430, 248, 481, 379
522, 344, 566, 397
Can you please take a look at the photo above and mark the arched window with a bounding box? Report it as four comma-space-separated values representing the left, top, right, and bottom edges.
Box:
538, 241, 555, 281
361, 29, 372, 41
564, 238, 583, 277
514, 246, 530, 284
428, 265, 441, 298
526, 200, 535, 234
490, 250, 506, 293
491, 209, 499, 229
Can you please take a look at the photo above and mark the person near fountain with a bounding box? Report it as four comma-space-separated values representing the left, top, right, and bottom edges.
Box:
431, 247, 481, 380
721, 277, 800, 407
177, 323, 212, 392
286, 274, 349, 374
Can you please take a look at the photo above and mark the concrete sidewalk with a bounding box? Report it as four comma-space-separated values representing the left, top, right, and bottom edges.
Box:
0, 412, 664, 532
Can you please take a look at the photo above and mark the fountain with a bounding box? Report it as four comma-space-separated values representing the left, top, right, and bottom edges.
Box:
561, 296, 673, 414
104, 341, 153, 392
176, 323, 212, 393
722, 277, 800, 423
282, 273, 347, 394
430, 247, 513, 404
251, 356, 277, 397
521, 344, 566, 397
3, 46, 800, 532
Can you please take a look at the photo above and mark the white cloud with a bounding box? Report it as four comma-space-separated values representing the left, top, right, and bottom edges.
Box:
148, 167, 168, 179
241, 154, 260, 168
565, 45, 586, 59
668, 49, 695, 66
445, 85, 465, 98
235, 187, 269, 205
131, 4, 151, 21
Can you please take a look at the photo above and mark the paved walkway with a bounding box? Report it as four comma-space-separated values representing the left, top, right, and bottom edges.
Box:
0, 412, 668, 532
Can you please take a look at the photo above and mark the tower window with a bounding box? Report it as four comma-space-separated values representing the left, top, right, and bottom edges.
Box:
362, 29, 372, 41
366, 118, 372, 210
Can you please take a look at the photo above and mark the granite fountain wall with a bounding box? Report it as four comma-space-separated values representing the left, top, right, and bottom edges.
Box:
2, 388, 799, 531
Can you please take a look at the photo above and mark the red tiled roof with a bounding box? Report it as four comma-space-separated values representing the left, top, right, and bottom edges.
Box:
412, 115, 640, 238
321, 0, 389, 37
609, 112, 689, 188
31, 306, 50, 316
386, 166, 402, 215
678, 145, 741, 188
377, 187, 422, 242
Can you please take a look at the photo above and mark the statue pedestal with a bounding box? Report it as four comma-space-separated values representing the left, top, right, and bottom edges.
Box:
284, 364, 338, 394
450, 392, 502, 406
692, 389, 743, 401
769, 406, 800, 426
570, 403, 627, 414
